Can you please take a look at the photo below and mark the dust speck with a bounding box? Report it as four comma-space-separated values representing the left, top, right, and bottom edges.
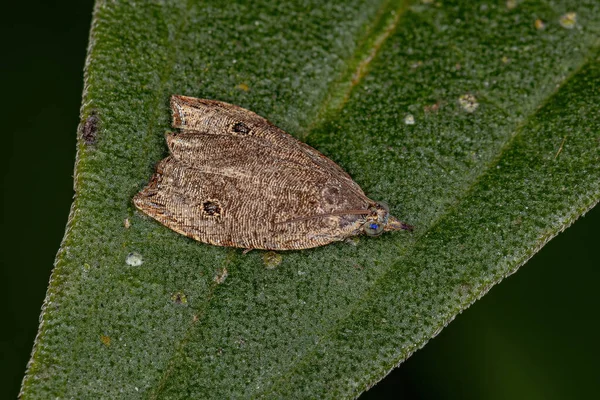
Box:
554, 136, 567, 159
424, 102, 441, 113
344, 236, 360, 246
512, 216, 523, 227
505, 0, 517, 10
559, 12, 577, 29
535, 19, 545, 30
100, 335, 111, 347
263, 252, 282, 269
404, 114, 415, 125
124, 218, 131, 229
458, 94, 479, 113
126, 252, 143, 266
171, 291, 188, 304
82, 112, 99, 145
214, 267, 228, 284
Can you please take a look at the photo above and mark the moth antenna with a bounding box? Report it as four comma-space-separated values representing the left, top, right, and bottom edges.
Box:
276, 210, 370, 225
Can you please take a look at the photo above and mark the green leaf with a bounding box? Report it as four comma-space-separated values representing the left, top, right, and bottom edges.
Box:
21, 0, 600, 398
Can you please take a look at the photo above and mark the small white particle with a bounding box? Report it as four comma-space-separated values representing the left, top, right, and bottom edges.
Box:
126, 252, 143, 266
458, 94, 479, 113
404, 114, 415, 125
559, 12, 577, 29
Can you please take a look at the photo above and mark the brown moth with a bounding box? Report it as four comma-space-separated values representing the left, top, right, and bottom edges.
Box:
133, 95, 412, 251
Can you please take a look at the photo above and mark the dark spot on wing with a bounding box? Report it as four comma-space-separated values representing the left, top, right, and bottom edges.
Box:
232, 121, 251, 135
203, 200, 221, 217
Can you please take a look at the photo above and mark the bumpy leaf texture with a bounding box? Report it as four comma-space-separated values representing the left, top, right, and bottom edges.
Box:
21, 0, 600, 398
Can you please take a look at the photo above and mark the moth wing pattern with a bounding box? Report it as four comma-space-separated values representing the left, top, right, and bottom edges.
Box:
134, 154, 369, 250
170, 95, 365, 197
134, 95, 397, 250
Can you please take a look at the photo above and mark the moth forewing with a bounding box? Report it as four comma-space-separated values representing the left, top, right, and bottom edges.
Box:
134, 95, 412, 250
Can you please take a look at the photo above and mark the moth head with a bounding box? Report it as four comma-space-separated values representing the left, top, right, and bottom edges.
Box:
362, 202, 413, 236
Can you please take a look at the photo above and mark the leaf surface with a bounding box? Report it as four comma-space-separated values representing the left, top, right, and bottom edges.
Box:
21, 0, 600, 398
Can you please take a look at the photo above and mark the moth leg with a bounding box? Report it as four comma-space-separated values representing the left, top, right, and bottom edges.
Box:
242, 248, 254, 255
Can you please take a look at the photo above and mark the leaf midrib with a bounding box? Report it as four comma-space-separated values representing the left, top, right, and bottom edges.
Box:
303, 0, 412, 138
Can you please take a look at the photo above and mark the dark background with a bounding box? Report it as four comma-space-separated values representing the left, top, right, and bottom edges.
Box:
2, 1, 598, 399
